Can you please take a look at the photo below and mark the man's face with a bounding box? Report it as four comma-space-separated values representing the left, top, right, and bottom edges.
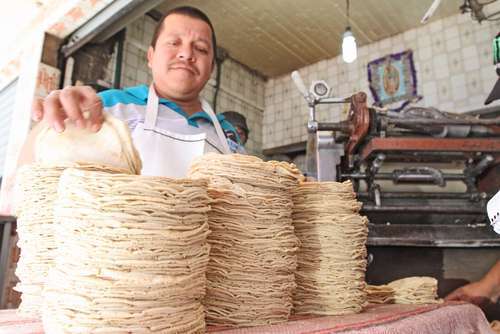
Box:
147, 14, 214, 102
235, 126, 248, 145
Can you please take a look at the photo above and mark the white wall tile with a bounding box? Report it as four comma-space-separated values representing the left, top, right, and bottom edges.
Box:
455, 98, 469, 112
462, 45, 478, 59
444, 26, 459, 40
469, 94, 485, 106
475, 28, 494, 44
451, 81, 467, 101
431, 35, 445, 54
423, 81, 437, 97
440, 101, 455, 111
417, 34, 432, 49
481, 68, 497, 93
433, 55, 449, 80
451, 72, 467, 87
418, 46, 432, 61
437, 79, 451, 101
420, 59, 435, 82
424, 93, 438, 107
478, 44, 493, 67
449, 54, 463, 73
380, 38, 392, 51
466, 74, 482, 96
446, 36, 461, 52
428, 20, 443, 34
459, 24, 475, 47
463, 58, 480, 73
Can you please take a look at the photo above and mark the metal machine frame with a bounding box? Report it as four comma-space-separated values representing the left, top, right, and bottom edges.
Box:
291, 71, 500, 246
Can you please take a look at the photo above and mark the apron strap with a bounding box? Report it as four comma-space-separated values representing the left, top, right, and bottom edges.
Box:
145, 85, 160, 130
200, 99, 231, 154
146, 84, 230, 154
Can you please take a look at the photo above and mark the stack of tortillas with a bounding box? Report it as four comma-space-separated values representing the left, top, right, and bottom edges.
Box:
14, 165, 66, 317
188, 153, 303, 327
42, 169, 210, 333
13, 115, 141, 318
387, 276, 440, 304
292, 181, 368, 315
365, 284, 395, 304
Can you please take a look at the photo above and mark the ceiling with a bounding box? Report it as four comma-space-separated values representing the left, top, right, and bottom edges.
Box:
156, 0, 464, 78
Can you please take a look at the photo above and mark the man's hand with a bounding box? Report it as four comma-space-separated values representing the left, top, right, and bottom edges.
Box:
32, 86, 105, 132
445, 280, 497, 306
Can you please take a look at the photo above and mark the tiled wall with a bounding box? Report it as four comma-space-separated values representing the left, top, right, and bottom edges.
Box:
263, 13, 498, 150
201, 60, 265, 156
107, 15, 266, 156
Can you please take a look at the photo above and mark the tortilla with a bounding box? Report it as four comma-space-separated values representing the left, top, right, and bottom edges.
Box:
34, 114, 142, 175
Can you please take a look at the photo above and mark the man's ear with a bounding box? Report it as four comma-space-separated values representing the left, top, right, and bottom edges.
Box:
211, 58, 216, 73
147, 46, 154, 69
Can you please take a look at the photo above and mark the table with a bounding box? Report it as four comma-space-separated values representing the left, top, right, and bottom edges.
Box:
0, 302, 493, 334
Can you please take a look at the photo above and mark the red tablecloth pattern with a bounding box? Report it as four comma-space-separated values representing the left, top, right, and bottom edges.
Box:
0, 302, 493, 334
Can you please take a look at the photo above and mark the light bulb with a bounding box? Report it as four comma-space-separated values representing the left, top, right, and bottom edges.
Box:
342, 27, 357, 63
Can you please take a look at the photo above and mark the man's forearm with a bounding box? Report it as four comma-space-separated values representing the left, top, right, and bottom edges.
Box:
481, 260, 500, 301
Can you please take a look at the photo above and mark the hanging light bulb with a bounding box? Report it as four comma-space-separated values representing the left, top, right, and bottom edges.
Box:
342, 27, 357, 63
342, 0, 357, 63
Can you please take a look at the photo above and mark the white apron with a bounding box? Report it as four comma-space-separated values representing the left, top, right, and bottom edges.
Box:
131, 85, 231, 177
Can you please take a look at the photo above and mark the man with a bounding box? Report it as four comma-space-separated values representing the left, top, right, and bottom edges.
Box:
24, 6, 243, 177
221, 111, 250, 146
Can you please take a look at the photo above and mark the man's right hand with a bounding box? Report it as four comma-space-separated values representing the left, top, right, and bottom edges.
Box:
445, 279, 497, 306
32, 86, 105, 132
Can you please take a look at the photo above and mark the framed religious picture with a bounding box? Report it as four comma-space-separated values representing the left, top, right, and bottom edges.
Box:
367, 50, 419, 109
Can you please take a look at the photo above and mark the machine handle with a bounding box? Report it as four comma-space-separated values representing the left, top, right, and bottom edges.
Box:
392, 167, 445, 187
291, 71, 309, 99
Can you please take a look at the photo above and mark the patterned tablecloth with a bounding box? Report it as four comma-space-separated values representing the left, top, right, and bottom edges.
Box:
0, 302, 493, 334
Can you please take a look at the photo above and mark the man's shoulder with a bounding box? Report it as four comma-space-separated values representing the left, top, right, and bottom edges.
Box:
98, 85, 148, 108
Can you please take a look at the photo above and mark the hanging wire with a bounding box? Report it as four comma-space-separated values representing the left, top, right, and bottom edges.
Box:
346, 0, 350, 28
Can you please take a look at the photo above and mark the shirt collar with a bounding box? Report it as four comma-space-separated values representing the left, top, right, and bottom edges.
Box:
125, 85, 241, 144
125, 84, 210, 128
125, 84, 188, 106
124, 85, 149, 101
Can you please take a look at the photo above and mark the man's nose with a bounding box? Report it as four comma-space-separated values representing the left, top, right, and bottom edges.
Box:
177, 45, 195, 62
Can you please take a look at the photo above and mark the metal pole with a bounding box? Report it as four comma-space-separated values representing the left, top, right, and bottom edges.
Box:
362, 205, 484, 214
385, 117, 500, 126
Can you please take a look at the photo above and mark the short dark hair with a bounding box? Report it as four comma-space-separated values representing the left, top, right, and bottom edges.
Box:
222, 111, 249, 135
150, 6, 217, 63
